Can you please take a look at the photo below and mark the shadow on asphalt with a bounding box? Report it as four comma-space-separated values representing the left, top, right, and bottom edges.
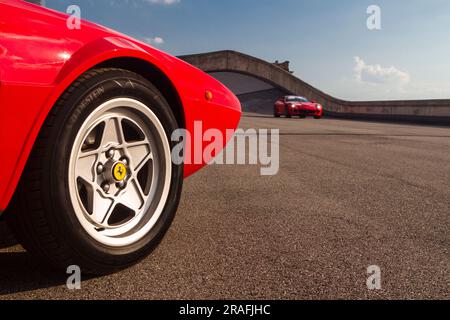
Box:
0, 221, 85, 296
0, 222, 65, 296
0, 250, 70, 296
0, 221, 17, 250
0, 249, 101, 296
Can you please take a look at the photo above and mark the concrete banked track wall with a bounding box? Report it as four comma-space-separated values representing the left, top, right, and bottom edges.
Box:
180, 50, 450, 123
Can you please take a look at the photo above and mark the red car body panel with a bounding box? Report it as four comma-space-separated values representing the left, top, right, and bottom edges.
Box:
275, 96, 323, 117
0, 0, 241, 212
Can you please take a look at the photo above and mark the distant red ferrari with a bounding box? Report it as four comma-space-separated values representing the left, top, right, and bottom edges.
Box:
0, 0, 240, 273
274, 96, 323, 119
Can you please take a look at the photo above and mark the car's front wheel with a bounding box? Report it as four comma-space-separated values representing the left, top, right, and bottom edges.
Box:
285, 109, 292, 118
6, 68, 183, 274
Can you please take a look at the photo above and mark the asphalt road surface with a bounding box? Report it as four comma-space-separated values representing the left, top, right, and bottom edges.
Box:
0, 114, 449, 299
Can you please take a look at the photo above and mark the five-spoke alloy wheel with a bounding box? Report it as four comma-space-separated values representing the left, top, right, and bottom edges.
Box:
7, 69, 183, 274
69, 98, 172, 247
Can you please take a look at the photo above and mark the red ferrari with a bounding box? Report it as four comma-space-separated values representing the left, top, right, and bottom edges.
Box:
274, 96, 323, 119
0, 0, 241, 273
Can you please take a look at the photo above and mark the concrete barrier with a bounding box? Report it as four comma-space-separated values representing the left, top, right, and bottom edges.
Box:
180, 50, 450, 124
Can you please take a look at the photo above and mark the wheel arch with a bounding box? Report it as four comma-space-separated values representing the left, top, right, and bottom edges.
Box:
1, 37, 187, 212
94, 57, 185, 129
52, 37, 186, 130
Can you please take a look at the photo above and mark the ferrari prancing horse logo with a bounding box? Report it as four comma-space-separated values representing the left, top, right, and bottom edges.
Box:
113, 163, 127, 181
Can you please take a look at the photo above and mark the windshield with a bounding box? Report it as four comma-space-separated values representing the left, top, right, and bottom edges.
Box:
285, 96, 309, 103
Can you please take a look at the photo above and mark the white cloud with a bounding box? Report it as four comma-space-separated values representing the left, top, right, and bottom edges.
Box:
144, 0, 180, 5
142, 36, 165, 46
330, 57, 450, 100
353, 56, 410, 87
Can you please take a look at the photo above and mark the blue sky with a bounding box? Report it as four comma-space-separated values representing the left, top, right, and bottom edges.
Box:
46, 0, 450, 101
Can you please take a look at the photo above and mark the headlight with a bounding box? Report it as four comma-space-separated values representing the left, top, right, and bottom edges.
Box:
317, 104, 322, 110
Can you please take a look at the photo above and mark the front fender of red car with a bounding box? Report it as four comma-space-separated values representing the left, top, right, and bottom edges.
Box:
0, 2, 241, 212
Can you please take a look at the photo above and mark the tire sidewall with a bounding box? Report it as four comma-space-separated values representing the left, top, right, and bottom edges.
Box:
47, 70, 183, 270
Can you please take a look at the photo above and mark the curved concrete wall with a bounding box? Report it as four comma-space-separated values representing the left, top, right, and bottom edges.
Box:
209, 72, 274, 95
180, 50, 450, 123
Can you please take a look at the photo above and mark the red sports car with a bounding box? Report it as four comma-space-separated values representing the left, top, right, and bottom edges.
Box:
0, 0, 241, 273
274, 96, 323, 119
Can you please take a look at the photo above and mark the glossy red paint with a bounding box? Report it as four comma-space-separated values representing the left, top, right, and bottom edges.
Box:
274, 96, 323, 118
0, 0, 241, 211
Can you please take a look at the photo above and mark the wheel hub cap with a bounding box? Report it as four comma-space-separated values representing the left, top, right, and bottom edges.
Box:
113, 162, 127, 182
68, 98, 172, 247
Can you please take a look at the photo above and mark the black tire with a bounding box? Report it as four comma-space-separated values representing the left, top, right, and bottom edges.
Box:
6, 68, 183, 274
299, 115, 306, 119
314, 116, 322, 120
285, 109, 292, 118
